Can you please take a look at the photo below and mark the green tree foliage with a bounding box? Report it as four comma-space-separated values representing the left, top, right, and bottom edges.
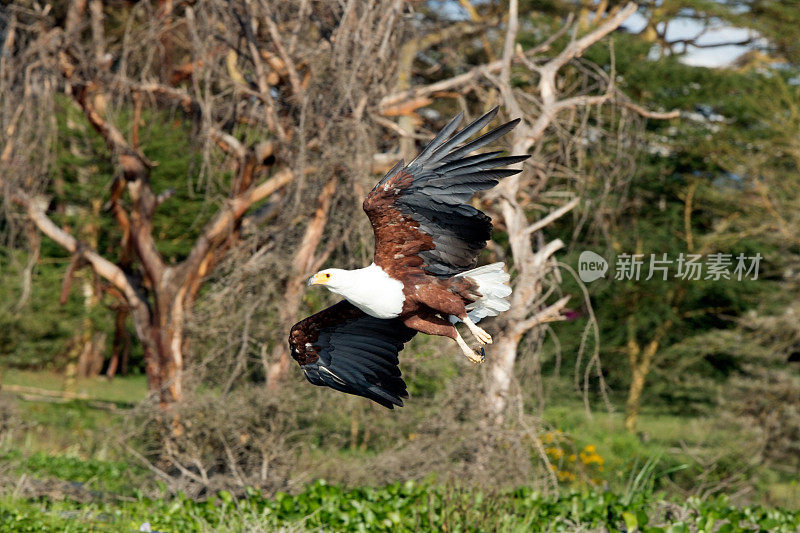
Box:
0, 101, 203, 371
539, 1, 800, 445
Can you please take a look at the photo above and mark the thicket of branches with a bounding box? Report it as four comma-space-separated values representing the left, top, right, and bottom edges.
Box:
1, 0, 688, 494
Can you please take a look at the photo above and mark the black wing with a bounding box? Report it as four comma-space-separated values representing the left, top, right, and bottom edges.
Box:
364, 106, 528, 277
289, 301, 417, 409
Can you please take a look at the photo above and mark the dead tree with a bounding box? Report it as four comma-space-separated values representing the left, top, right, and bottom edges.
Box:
485, 1, 631, 423
380, 0, 677, 424
1, 2, 299, 405
198, 1, 410, 389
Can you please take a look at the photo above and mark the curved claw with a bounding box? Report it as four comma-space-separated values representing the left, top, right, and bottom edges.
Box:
455, 331, 485, 364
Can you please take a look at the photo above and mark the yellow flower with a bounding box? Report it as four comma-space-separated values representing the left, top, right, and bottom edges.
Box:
557, 470, 575, 482
579, 450, 604, 466
546, 447, 565, 460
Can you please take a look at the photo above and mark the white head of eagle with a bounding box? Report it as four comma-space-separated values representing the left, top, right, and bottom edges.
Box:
307, 264, 406, 320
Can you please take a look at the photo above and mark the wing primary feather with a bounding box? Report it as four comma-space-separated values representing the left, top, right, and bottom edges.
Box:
409, 111, 464, 166
362, 108, 525, 278
436, 119, 523, 166
432, 154, 529, 176
433, 151, 503, 173
422, 106, 500, 166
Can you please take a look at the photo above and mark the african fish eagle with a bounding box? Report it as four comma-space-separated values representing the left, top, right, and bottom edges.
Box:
289, 107, 528, 408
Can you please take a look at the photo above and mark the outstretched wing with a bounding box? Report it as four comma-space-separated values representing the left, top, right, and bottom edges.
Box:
363, 107, 528, 277
289, 301, 417, 409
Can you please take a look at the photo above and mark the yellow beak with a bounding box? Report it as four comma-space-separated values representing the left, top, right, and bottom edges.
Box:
307, 273, 329, 286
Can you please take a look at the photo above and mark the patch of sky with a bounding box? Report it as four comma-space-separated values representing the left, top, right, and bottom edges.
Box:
712, 172, 745, 190
426, 0, 501, 21
623, 10, 760, 68
427, 1, 763, 69
427, 0, 469, 21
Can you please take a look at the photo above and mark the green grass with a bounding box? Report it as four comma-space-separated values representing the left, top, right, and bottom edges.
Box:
2, 369, 147, 404
1, 370, 147, 468
1, 481, 798, 532
539, 398, 800, 508
20, 452, 138, 495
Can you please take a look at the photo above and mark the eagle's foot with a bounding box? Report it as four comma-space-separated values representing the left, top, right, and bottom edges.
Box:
455, 330, 485, 364
463, 316, 492, 345
462, 345, 485, 364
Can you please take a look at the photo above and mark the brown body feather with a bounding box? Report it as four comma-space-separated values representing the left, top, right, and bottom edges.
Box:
362, 170, 432, 276
363, 166, 488, 340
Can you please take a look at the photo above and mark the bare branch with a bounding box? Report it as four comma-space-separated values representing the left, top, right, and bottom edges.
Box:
209, 127, 247, 160
59, 253, 86, 305
547, 2, 638, 75
70, 83, 165, 284
295, 178, 337, 276
622, 101, 681, 120
233, 6, 287, 142
377, 12, 575, 112
72, 84, 152, 174
64, 0, 87, 36
524, 197, 580, 236
88, 0, 107, 67
370, 113, 431, 140
517, 295, 572, 333
14, 223, 40, 313
181, 169, 294, 281
382, 21, 490, 112
380, 63, 498, 111
264, 15, 303, 97
155, 189, 177, 207
12, 190, 145, 314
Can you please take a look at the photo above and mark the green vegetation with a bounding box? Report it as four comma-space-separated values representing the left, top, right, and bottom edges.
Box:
2, 369, 147, 403
2, 475, 799, 532
1, 369, 797, 530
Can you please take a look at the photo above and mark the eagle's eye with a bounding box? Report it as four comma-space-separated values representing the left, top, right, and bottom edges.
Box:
325, 273, 331, 279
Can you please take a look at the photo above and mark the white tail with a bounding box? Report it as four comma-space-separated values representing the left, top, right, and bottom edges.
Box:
451, 262, 512, 324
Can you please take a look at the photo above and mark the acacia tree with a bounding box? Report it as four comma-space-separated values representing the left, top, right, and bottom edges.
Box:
579, 0, 800, 432
0, 2, 298, 404
1, 1, 409, 404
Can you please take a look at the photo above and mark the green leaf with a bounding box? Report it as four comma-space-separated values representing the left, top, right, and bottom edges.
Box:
623, 511, 639, 531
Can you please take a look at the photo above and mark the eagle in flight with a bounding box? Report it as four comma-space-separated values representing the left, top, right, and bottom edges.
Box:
289, 107, 528, 408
